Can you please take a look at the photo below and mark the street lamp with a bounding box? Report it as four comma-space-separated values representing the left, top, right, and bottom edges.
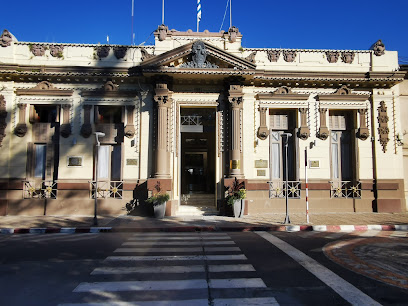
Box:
282, 132, 292, 224
94, 132, 105, 226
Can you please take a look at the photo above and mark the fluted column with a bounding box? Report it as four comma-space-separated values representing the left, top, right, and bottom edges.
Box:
154, 83, 172, 178
228, 84, 244, 178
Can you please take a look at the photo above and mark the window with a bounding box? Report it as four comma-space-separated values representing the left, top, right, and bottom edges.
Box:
31, 105, 58, 123
97, 106, 122, 124
97, 145, 122, 181
34, 144, 47, 179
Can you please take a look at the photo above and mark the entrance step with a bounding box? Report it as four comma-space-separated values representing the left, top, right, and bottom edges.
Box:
177, 205, 218, 216
178, 193, 218, 216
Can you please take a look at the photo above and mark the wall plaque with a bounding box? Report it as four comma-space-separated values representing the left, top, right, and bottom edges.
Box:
126, 159, 138, 166
230, 160, 240, 169
257, 170, 266, 176
67, 156, 83, 167
255, 160, 268, 168
309, 160, 320, 168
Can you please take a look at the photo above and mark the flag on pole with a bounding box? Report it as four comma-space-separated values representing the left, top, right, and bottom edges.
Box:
197, 0, 202, 22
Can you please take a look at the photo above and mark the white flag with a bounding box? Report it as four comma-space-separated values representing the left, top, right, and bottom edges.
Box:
197, 0, 201, 22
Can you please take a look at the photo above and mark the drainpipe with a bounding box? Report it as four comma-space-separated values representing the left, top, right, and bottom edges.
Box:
370, 95, 378, 212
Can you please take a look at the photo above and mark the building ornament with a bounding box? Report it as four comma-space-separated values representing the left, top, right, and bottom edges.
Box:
125, 105, 136, 138
180, 41, 219, 68
113, 46, 128, 59
228, 26, 240, 43
50, 45, 64, 58
0, 29, 12, 47
0, 95, 7, 146
341, 51, 355, 64
267, 50, 280, 62
103, 80, 118, 91
80, 105, 93, 138
140, 47, 154, 61
318, 108, 329, 140
96, 46, 110, 59
30, 44, 45, 56
245, 51, 257, 63
257, 107, 269, 140
298, 108, 310, 140
334, 85, 352, 95
372, 39, 385, 56
357, 108, 369, 140
60, 104, 72, 138
156, 24, 169, 41
326, 51, 339, 63
377, 101, 389, 152
283, 50, 296, 62
15, 103, 27, 137
274, 86, 292, 95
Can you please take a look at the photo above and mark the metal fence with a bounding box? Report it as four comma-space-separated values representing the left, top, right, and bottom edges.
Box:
330, 181, 361, 198
90, 181, 123, 199
268, 181, 301, 199
23, 180, 57, 199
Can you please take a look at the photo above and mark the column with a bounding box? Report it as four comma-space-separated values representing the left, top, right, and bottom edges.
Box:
228, 84, 244, 178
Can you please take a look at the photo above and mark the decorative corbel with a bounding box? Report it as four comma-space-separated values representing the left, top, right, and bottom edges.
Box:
378, 101, 389, 152
318, 108, 329, 140
298, 108, 310, 140
80, 105, 92, 138
60, 104, 72, 138
257, 107, 268, 140
357, 109, 369, 140
125, 105, 136, 138
15, 103, 27, 137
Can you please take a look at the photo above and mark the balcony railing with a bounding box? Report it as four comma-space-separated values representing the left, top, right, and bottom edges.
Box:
90, 181, 123, 199
330, 181, 361, 198
268, 181, 301, 199
23, 180, 57, 199
181, 115, 202, 126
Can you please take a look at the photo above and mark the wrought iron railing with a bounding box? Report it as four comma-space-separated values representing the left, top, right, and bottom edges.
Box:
181, 115, 202, 126
330, 181, 361, 198
23, 180, 57, 199
90, 181, 123, 199
268, 181, 301, 199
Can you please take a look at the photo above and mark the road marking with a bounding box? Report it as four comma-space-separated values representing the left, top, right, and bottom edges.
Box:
209, 264, 256, 272
256, 231, 381, 306
204, 247, 241, 252
131, 232, 229, 237
59, 299, 210, 306
114, 247, 203, 253
213, 297, 279, 305
122, 240, 235, 246
91, 265, 206, 275
128, 236, 229, 241
105, 254, 247, 261
209, 278, 266, 288
74, 279, 208, 292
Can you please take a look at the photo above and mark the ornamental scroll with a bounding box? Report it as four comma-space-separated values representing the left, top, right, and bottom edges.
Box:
378, 101, 389, 153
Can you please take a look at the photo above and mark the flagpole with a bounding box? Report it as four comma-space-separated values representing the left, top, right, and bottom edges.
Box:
131, 0, 134, 45
197, 0, 201, 32
230, 0, 232, 28
162, 0, 165, 24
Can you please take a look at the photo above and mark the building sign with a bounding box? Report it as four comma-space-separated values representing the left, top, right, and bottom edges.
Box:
67, 156, 83, 167
230, 160, 240, 169
309, 160, 320, 168
255, 160, 268, 168
126, 159, 138, 166
257, 170, 266, 176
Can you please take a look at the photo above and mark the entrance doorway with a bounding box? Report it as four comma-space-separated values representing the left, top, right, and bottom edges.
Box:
180, 107, 216, 211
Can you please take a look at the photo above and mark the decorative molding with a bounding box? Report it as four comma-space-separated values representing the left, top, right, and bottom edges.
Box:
257, 86, 309, 102
0, 29, 12, 47
318, 108, 329, 140
113, 46, 127, 59
180, 41, 219, 68
245, 51, 257, 63
283, 50, 296, 62
125, 105, 135, 138
30, 44, 45, 56
326, 51, 339, 63
49, 45, 64, 58
80, 105, 92, 138
341, 51, 355, 64
16, 81, 74, 96
15, 103, 27, 137
0, 95, 7, 146
357, 108, 369, 140
228, 84, 244, 108
140, 47, 154, 61
377, 101, 389, 153
60, 104, 71, 138
298, 108, 310, 140
317, 85, 370, 103
372, 39, 385, 56
267, 50, 280, 62
257, 107, 268, 140
96, 45, 110, 59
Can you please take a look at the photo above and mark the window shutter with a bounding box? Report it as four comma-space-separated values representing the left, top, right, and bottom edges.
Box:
329, 115, 346, 130
270, 114, 288, 130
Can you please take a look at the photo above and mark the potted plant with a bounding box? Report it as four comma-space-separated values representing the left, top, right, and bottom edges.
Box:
226, 178, 246, 218
146, 182, 170, 219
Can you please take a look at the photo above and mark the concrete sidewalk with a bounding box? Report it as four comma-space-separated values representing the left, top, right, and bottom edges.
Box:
0, 212, 408, 233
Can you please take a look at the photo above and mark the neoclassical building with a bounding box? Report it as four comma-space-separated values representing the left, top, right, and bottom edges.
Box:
0, 26, 406, 216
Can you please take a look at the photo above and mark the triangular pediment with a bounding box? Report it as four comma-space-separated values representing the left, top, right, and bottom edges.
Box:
139, 41, 256, 71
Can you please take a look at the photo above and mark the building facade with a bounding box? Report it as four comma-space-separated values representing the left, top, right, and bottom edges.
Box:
0, 26, 406, 216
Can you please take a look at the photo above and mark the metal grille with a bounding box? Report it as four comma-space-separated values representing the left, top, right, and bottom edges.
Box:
330, 181, 361, 198
23, 180, 57, 199
181, 115, 202, 125
90, 181, 123, 199
268, 181, 301, 199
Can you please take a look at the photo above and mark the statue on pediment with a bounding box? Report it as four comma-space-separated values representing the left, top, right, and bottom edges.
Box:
0, 29, 13, 47
180, 41, 219, 68
372, 39, 385, 56
228, 26, 240, 43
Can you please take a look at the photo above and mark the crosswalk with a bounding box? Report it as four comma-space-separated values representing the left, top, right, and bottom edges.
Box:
59, 232, 279, 305
0, 232, 101, 244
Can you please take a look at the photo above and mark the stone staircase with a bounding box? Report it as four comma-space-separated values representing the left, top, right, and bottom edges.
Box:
177, 193, 219, 216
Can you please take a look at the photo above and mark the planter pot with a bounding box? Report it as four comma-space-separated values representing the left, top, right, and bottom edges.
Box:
153, 201, 166, 219
233, 199, 245, 218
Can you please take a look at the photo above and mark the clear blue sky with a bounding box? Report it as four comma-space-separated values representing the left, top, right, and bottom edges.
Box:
2, 0, 407, 63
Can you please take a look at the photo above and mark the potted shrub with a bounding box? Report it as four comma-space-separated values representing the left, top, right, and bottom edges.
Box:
146, 182, 169, 219
226, 178, 246, 218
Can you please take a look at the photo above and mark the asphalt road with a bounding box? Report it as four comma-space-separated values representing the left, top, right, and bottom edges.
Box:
0, 231, 406, 305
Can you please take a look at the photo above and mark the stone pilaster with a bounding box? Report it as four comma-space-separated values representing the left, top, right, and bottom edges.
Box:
228, 84, 244, 178
257, 107, 268, 140
80, 105, 92, 138
357, 109, 369, 140
154, 82, 172, 179
125, 105, 136, 138
318, 108, 329, 140
298, 108, 310, 140
60, 104, 71, 138
15, 103, 27, 137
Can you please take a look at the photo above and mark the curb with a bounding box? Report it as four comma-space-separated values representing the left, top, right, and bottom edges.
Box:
1, 224, 407, 234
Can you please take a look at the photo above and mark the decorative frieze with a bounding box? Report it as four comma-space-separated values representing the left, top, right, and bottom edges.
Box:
377, 101, 389, 152
113, 46, 127, 59
96, 46, 110, 59
326, 51, 339, 63
50, 45, 64, 58
0, 29, 12, 47
283, 50, 296, 62
267, 50, 280, 62
341, 52, 355, 64
15, 103, 28, 137
298, 108, 310, 140
318, 108, 329, 140
357, 109, 369, 140
30, 44, 46, 56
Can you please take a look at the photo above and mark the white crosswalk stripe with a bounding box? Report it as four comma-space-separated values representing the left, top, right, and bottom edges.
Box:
60, 232, 279, 305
